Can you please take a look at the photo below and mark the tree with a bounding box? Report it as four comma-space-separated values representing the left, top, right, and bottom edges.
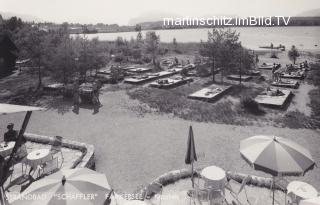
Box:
132, 48, 142, 61
200, 28, 242, 82
145, 31, 160, 66
4, 16, 23, 31
74, 35, 91, 80
89, 38, 106, 75
73, 36, 106, 81
50, 35, 76, 84
173, 37, 178, 51
288, 45, 300, 64
136, 31, 143, 43
237, 47, 254, 84
16, 26, 51, 88
135, 24, 142, 32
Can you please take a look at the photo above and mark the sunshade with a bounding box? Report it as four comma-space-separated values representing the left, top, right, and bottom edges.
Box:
185, 125, 197, 188
300, 197, 320, 205
0, 103, 45, 115
185, 126, 197, 164
11, 168, 111, 205
240, 135, 315, 176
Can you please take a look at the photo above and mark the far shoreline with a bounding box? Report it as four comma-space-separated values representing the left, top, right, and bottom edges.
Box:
72, 24, 320, 35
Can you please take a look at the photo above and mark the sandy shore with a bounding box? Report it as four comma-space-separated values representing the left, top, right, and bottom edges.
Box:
1, 89, 319, 193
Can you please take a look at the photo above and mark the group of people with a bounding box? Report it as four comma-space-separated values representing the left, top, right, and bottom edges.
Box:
272, 65, 282, 83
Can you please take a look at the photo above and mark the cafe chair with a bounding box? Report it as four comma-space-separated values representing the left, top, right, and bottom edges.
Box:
37, 157, 59, 178
225, 176, 251, 205
50, 136, 64, 168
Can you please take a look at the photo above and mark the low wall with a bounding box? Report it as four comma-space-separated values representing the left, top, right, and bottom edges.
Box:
24, 133, 95, 169
140, 167, 288, 199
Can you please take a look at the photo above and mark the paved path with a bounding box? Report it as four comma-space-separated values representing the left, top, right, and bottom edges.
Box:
0, 90, 319, 193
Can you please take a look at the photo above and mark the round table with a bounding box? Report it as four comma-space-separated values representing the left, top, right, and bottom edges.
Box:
0, 141, 15, 158
26, 149, 52, 169
300, 196, 320, 205
200, 166, 226, 190
287, 181, 318, 203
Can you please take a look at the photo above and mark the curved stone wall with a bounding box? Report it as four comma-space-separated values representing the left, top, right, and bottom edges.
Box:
139, 168, 288, 199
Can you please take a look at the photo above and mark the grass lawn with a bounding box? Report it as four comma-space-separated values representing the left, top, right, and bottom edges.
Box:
126, 73, 320, 129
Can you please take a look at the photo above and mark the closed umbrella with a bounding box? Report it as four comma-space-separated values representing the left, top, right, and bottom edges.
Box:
11, 168, 111, 205
240, 135, 316, 205
185, 126, 197, 188
300, 197, 320, 205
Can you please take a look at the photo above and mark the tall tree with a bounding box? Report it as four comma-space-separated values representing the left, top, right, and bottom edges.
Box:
73, 36, 106, 81
137, 31, 143, 43
16, 27, 50, 88
173, 37, 178, 51
145, 31, 160, 66
135, 24, 142, 32
200, 28, 241, 82
288, 45, 300, 64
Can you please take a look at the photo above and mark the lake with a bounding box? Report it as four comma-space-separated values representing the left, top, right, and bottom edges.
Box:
74, 26, 320, 51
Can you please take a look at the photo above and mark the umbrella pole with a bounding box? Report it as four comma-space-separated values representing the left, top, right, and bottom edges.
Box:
272, 176, 275, 205
191, 162, 194, 188
0, 186, 7, 205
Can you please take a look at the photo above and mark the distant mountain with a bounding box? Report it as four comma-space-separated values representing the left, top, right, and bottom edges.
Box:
0, 11, 42, 22
130, 12, 237, 26
128, 11, 182, 25
297, 8, 320, 17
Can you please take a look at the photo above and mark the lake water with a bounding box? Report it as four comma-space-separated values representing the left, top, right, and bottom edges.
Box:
75, 26, 320, 51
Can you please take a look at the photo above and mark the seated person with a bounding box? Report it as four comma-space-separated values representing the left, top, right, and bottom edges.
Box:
4, 123, 18, 142
275, 89, 284, 96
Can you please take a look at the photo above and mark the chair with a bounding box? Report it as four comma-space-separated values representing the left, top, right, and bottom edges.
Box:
37, 157, 59, 178
50, 136, 64, 168
225, 177, 251, 205
190, 177, 226, 205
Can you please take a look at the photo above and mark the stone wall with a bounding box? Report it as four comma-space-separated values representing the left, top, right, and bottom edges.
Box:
140, 167, 288, 199
24, 133, 95, 169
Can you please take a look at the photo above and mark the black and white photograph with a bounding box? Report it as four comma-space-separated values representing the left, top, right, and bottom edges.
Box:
0, 0, 320, 204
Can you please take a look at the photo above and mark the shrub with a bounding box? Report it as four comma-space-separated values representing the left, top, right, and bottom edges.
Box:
142, 55, 152, 63
196, 64, 210, 77
114, 54, 124, 63
240, 97, 262, 114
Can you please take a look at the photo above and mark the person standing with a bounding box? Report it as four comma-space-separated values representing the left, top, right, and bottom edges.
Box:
271, 66, 276, 81
72, 80, 80, 114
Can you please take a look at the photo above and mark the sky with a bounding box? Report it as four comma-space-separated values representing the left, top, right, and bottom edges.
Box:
1, 0, 320, 25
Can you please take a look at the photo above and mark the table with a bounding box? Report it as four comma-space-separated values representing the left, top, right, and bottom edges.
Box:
0, 141, 15, 158
300, 196, 320, 205
200, 166, 226, 191
287, 181, 318, 202
26, 149, 52, 169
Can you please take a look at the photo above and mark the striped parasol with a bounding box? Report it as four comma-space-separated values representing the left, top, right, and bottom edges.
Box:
240, 135, 316, 205
11, 168, 111, 205
240, 135, 315, 176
